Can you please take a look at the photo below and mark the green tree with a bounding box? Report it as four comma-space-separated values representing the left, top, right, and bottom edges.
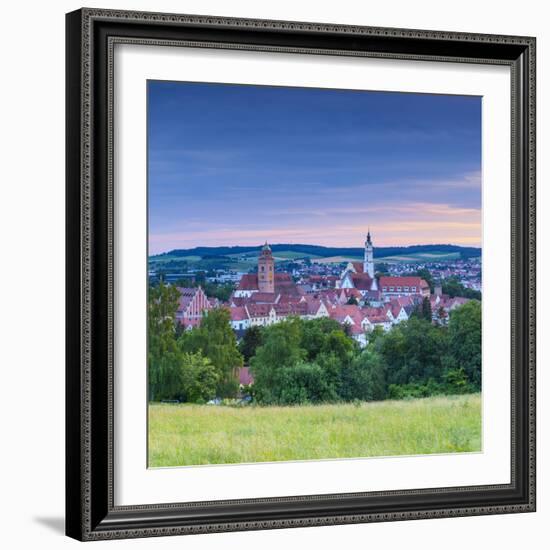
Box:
148, 282, 181, 400
367, 325, 385, 347
250, 318, 306, 404
179, 308, 243, 397
378, 317, 449, 385
300, 317, 343, 361
340, 349, 386, 401
238, 325, 264, 362
442, 277, 482, 300
315, 352, 343, 399
321, 329, 357, 359
421, 296, 433, 322
447, 300, 481, 388
179, 352, 219, 403
277, 362, 334, 405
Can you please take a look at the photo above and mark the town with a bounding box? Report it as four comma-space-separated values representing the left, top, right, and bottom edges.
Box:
162, 232, 481, 351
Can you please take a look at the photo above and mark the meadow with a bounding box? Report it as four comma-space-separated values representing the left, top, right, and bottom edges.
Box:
148, 394, 481, 467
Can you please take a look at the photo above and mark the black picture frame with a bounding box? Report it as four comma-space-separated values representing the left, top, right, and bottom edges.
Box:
66, 8, 536, 541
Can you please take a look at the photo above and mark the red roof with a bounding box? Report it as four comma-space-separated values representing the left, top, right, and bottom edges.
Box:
379, 276, 428, 289
396, 296, 415, 306
329, 304, 364, 323
236, 272, 300, 296
274, 275, 301, 297
305, 298, 325, 315
237, 274, 259, 290
366, 313, 388, 324
389, 302, 403, 318
351, 274, 374, 290
176, 286, 208, 311
351, 262, 364, 274
230, 306, 249, 321
273, 302, 308, 316
276, 293, 303, 304
246, 304, 273, 318
249, 292, 278, 303
363, 307, 390, 324
238, 366, 254, 385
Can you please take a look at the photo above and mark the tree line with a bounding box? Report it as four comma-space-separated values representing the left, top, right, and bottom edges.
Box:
149, 282, 481, 405
245, 300, 480, 405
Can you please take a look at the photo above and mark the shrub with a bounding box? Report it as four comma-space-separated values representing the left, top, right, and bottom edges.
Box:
276, 362, 334, 405
340, 350, 387, 401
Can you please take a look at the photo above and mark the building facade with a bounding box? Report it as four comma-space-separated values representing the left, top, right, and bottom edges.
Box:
175, 286, 212, 328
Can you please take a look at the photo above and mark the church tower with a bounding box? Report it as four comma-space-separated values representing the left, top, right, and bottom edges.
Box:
364, 230, 375, 278
258, 242, 275, 293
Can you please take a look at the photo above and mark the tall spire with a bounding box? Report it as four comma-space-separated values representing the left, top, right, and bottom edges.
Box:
364, 229, 374, 279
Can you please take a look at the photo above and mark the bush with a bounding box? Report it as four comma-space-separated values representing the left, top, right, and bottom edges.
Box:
276, 362, 334, 405
178, 352, 219, 403
387, 369, 476, 400
340, 350, 386, 401
388, 379, 444, 400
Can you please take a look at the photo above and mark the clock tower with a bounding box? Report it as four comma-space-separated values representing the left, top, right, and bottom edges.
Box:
364, 230, 375, 278
258, 242, 275, 293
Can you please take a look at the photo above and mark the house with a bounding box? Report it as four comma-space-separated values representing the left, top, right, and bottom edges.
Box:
175, 286, 211, 328
328, 304, 369, 347
229, 306, 251, 331
385, 299, 411, 324
339, 268, 378, 296
379, 276, 430, 299
362, 307, 393, 332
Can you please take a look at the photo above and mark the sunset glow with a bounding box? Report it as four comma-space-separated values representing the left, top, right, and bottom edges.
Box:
148, 82, 481, 254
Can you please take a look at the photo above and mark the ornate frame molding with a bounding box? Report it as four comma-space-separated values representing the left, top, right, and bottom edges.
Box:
66, 8, 536, 541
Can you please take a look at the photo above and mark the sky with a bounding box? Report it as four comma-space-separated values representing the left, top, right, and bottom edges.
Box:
148, 80, 481, 255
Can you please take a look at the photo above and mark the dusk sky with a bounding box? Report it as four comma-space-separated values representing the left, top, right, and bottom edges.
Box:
148, 81, 481, 255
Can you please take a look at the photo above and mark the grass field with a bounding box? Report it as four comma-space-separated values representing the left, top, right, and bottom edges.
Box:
312, 255, 363, 264
148, 394, 481, 467
379, 252, 461, 262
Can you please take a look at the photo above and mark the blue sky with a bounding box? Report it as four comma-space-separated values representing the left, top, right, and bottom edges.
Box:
148, 80, 481, 254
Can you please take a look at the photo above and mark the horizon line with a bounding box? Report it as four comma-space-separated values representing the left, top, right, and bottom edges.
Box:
150, 241, 481, 256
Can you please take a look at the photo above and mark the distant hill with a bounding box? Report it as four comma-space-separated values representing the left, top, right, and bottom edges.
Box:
151, 243, 481, 261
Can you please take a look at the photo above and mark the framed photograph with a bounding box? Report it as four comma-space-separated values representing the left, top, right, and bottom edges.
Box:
66, 8, 536, 541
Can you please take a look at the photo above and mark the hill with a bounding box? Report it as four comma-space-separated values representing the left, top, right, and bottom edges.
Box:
151, 243, 480, 262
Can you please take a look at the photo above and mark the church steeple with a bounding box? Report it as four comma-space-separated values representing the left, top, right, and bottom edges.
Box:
258, 242, 275, 293
364, 229, 374, 278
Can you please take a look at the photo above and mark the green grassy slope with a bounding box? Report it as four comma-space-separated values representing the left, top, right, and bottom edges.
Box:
149, 394, 481, 467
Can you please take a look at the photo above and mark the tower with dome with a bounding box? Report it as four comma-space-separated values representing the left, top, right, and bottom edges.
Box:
257, 242, 275, 293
